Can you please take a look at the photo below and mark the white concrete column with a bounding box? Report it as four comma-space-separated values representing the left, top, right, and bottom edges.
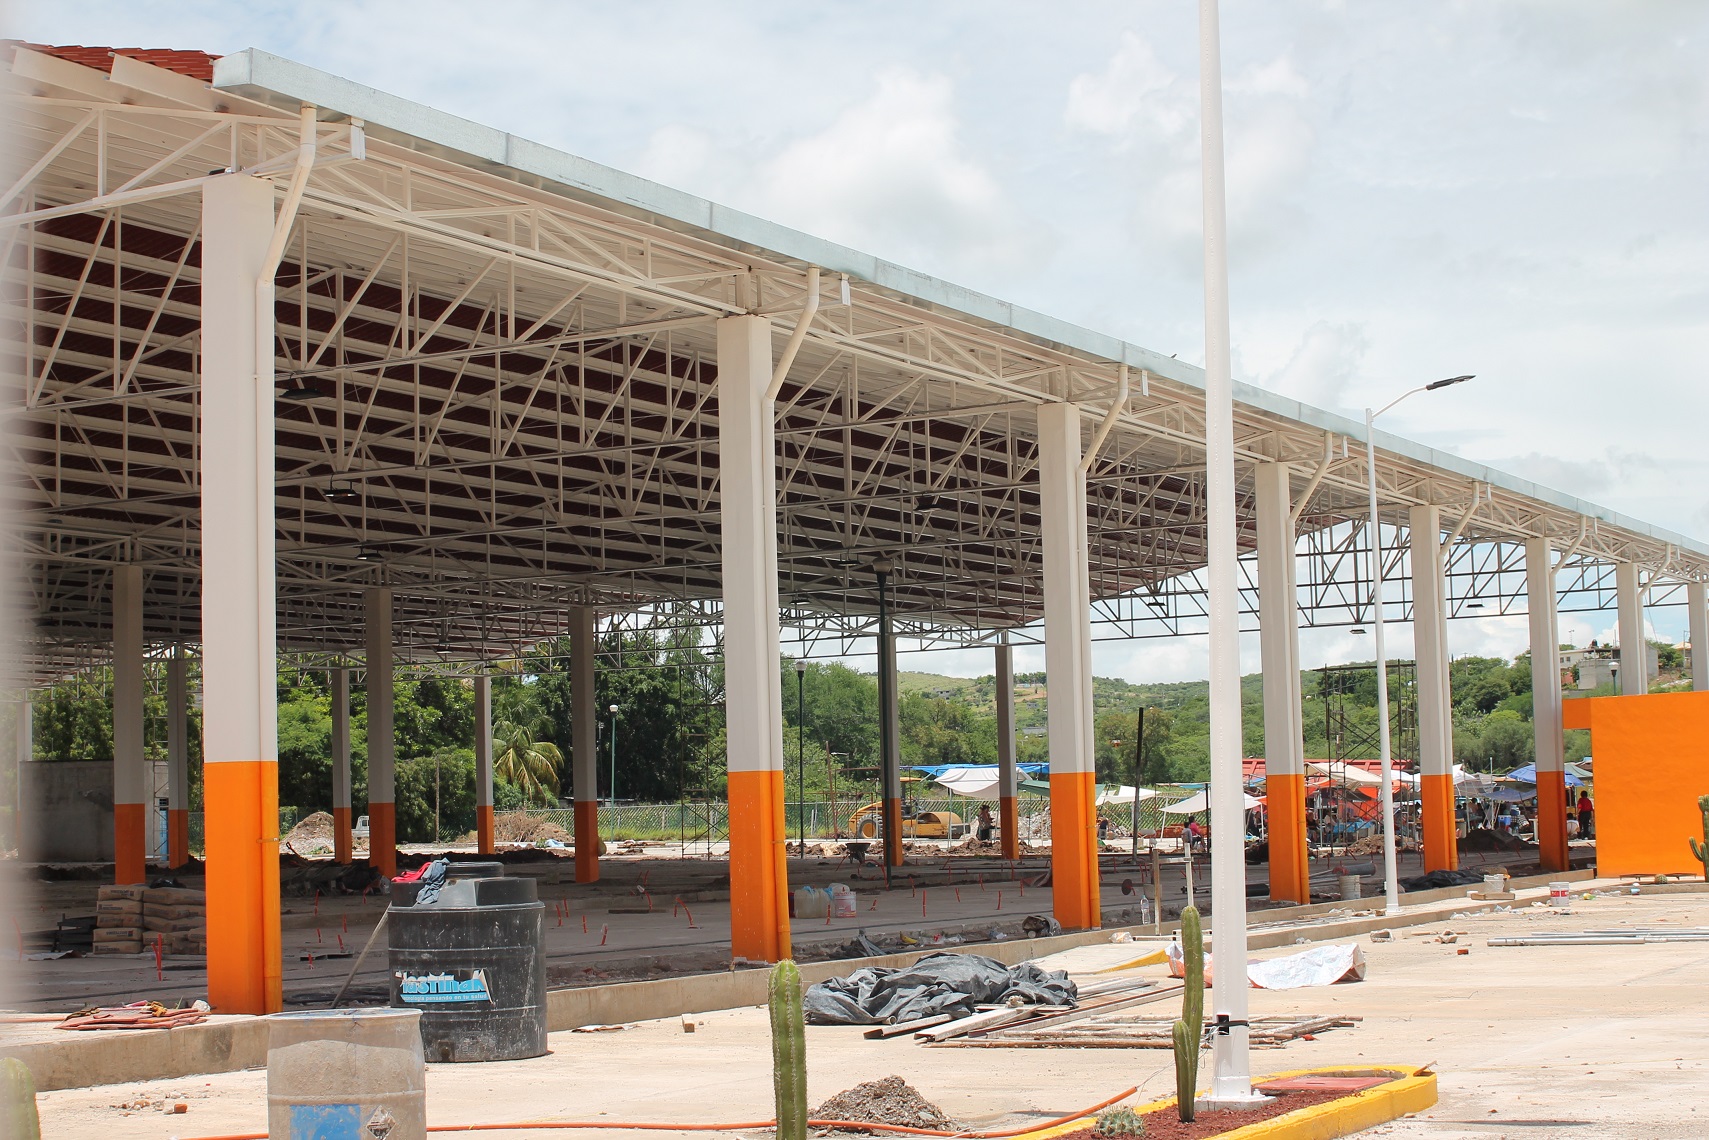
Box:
165, 647, 189, 868
1409, 505, 1457, 871
1616, 562, 1646, 696
1689, 581, 1709, 692
994, 640, 1019, 860
199, 172, 281, 1013
330, 669, 352, 863
1037, 401, 1099, 930
1254, 463, 1308, 903
474, 674, 494, 854
717, 313, 790, 962
1526, 537, 1570, 870
112, 563, 146, 884
364, 587, 396, 875
571, 606, 600, 882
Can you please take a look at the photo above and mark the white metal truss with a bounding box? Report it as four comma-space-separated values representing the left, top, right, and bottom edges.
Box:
2, 43, 1704, 684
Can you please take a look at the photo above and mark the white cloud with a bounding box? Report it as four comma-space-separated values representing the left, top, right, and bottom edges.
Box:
1264, 320, 1369, 412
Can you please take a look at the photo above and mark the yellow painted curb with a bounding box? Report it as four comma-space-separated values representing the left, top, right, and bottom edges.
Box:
1019, 1065, 1436, 1140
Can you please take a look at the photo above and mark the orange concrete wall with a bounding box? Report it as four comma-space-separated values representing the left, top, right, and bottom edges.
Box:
1565, 691, 1709, 877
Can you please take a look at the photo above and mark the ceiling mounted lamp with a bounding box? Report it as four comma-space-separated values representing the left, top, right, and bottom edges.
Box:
355, 545, 384, 563
827, 553, 861, 569
325, 481, 362, 505
915, 493, 942, 514
1146, 598, 1168, 612
1349, 626, 1368, 635
1466, 601, 1486, 610
277, 374, 327, 401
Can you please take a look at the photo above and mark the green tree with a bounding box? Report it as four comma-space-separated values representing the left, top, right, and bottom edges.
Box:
491, 719, 563, 805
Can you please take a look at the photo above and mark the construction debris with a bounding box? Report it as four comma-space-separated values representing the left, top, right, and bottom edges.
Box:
935, 1012, 1360, 1050
58, 1000, 210, 1031
1489, 927, 1709, 947
812, 1076, 957, 1131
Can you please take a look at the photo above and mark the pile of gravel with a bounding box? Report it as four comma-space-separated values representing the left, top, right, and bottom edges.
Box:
812, 1076, 957, 1131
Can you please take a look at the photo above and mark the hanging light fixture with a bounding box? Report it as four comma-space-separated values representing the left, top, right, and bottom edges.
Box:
325, 480, 362, 505
277, 373, 327, 401
355, 544, 383, 562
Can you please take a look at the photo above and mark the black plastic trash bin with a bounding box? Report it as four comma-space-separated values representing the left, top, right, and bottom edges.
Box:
387, 861, 547, 1062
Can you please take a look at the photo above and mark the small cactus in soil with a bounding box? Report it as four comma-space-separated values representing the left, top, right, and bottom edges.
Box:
1690, 795, 1709, 881
1172, 905, 1205, 1122
770, 960, 807, 1140
1092, 1105, 1147, 1137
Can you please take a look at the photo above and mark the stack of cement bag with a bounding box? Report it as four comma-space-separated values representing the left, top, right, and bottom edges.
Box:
143, 886, 207, 956
92, 885, 145, 954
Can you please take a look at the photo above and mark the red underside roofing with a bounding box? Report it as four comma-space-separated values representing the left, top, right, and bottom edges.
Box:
8, 42, 219, 81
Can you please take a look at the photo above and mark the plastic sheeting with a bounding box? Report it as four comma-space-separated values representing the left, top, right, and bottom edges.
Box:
802, 952, 1078, 1025
1165, 941, 1367, 989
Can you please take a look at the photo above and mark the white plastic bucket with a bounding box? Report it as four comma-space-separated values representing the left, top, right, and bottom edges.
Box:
1338, 874, 1362, 901
1549, 881, 1573, 907
1483, 874, 1509, 893
830, 884, 856, 918
267, 1008, 425, 1140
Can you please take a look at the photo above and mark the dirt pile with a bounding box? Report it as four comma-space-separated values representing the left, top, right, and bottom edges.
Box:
1459, 828, 1536, 854
283, 811, 335, 854
494, 814, 572, 845
812, 1076, 956, 1131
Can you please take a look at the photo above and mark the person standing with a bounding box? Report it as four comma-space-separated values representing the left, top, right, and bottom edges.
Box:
976, 804, 994, 843
1577, 791, 1595, 840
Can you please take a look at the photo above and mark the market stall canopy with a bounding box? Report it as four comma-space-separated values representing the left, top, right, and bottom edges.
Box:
1095, 785, 1159, 806
1505, 763, 1584, 787
1161, 790, 1262, 814
1305, 761, 1381, 785
920, 764, 1047, 799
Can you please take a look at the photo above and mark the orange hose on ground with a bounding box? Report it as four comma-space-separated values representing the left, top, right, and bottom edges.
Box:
181, 1085, 1138, 1140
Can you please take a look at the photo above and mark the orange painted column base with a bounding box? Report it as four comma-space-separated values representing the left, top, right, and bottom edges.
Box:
368, 801, 397, 878
574, 800, 600, 883
331, 806, 352, 865
204, 761, 281, 1014
1535, 768, 1569, 872
883, 795, 904, 867
167, 808, 190, 869
114, 802, 147, 884
1049, 771, 1100, 930
999, 795, 1019, 860
476, 803, 495, 855
1265, 771, 1311, 904
729, 768, 790, 962
1421, 772, 1458, 873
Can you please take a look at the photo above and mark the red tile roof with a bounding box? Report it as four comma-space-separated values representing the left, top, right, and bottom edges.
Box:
7, 43, 219, 82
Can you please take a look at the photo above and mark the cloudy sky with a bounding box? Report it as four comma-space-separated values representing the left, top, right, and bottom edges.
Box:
9, 1, 1705, 680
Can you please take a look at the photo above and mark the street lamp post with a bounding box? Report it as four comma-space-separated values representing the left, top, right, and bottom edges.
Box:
1365, 374, 1474, 915
607, 703, 620, 808
795, 659, 807, 858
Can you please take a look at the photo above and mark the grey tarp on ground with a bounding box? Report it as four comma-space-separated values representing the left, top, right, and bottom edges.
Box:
802, 952, 1078, 1025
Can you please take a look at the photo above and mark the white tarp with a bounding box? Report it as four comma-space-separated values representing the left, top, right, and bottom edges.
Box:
1095, 785, 1159, 806
1166, 941, 1367, 989
1160, 790, 1261, 814
1305, 761, 1381, 785
931, 766, 1002, 799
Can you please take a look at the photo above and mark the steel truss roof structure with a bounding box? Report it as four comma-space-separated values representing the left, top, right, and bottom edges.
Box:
4, 42, 1705, 683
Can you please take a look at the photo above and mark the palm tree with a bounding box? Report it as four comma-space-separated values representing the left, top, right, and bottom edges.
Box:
491, 719, 563, 805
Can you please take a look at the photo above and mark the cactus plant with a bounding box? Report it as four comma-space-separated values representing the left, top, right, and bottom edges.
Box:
769, 960, 807, 1140
0, 1058, 41, 1140
1690, 795, 1709, 882
1092, 1105, 1147, 1137
1172, 905, 1204, 1122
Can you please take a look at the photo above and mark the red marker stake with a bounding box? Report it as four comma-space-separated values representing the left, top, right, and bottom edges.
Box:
683, 905, 697, 929
337, 934, 345, 953
922, 890, 927, 918
582, 915, 588, 934
997, 891, 1003, 911
341, 914, 348, 934
979, 874, 985, 892
869, 896, 878, 911
316, 927, 322, 944
955, 887, 961, 903
910, 877, 916, 897
599, 923, 608, 946
154, 935, 164, 980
